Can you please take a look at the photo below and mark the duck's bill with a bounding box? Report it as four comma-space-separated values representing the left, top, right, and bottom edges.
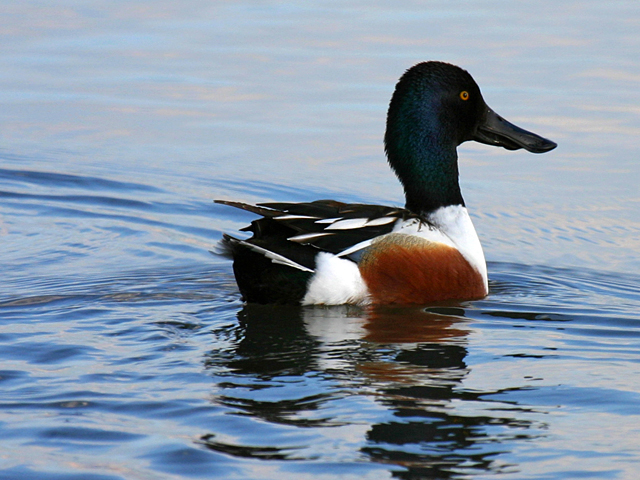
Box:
472, 106, 557, 153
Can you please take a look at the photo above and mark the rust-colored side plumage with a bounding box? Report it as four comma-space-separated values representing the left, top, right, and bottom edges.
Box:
359, 234, 486, 304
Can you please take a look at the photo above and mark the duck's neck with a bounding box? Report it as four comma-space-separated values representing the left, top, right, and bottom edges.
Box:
385, 123, 464, 215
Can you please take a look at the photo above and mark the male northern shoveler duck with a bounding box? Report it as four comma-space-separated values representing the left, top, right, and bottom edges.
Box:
216, 61, 556, 305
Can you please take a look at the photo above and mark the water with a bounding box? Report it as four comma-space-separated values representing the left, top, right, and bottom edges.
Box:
1, 1, 639, 479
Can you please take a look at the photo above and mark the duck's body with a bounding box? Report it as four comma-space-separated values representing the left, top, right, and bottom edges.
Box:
217, 62, 556, 305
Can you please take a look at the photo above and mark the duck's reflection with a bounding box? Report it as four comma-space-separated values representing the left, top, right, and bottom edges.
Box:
201, 304, 538, 477
217, 304, 320, 377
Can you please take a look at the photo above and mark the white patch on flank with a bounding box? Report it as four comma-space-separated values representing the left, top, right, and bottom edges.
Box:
302, 253, 370, 305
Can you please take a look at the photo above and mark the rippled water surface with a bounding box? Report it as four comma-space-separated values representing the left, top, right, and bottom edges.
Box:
1, 2, 640, 479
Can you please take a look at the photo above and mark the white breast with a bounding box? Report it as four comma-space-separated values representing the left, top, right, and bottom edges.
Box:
384, 205, 487, 289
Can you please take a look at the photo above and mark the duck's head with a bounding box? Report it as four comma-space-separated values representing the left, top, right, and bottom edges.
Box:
384, 61, 557, 214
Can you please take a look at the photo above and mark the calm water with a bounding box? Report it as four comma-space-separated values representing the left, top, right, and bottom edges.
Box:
1, 2, 640, 479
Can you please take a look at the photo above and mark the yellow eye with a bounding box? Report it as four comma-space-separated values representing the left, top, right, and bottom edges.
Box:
460, 91, 469, 101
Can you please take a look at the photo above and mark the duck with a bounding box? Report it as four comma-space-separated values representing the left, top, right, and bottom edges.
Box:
216, 61, 556, 305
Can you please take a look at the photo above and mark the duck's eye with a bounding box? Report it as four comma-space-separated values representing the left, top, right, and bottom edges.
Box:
460, 91, 470, 101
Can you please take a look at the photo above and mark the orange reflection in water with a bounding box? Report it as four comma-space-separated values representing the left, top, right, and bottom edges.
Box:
361, 305, 469, 344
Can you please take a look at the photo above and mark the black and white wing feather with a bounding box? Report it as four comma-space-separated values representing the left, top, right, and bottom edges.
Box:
215, 199, 423, 266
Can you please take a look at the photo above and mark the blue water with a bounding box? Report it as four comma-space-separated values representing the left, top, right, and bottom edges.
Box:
1, 2, 640, 479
